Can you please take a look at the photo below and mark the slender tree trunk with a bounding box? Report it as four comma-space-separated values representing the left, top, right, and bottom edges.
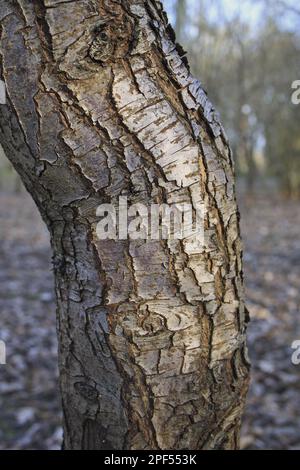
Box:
0, 0, 250, 450
175, 0, 186, 43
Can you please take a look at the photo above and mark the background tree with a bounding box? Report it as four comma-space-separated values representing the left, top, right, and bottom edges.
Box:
175, 0, 186, 42
168, 0, 300, 197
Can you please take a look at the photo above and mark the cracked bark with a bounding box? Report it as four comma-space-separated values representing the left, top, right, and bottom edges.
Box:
0, 0, 250, 450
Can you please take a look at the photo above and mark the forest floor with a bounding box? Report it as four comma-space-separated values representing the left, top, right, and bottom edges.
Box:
0, 189, 300, 450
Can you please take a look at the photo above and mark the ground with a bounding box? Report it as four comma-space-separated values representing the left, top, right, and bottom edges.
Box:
0, 189, 300, 449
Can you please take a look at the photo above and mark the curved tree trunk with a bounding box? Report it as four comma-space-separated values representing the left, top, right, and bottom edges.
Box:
0, 0, 250, 450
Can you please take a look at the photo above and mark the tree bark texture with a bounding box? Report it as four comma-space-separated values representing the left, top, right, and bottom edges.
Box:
175, 0, 186, 43
0, 0, 250, 450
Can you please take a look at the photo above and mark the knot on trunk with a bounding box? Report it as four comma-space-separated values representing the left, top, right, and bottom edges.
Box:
89, 14, 135, 64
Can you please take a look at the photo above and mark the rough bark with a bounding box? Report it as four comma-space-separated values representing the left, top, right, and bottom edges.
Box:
0, 0, 250, 450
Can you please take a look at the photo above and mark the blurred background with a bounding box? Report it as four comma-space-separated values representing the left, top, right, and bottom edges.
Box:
0, 0, 300, 450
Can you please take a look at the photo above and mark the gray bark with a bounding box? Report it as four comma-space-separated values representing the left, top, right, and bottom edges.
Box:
0, 0, 250, 450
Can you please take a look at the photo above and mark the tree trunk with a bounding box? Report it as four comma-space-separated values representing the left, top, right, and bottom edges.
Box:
0, 0, 250, 450
175, 0, 186, 43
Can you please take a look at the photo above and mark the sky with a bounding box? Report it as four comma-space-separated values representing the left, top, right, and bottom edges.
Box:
163, 0, 300, 33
